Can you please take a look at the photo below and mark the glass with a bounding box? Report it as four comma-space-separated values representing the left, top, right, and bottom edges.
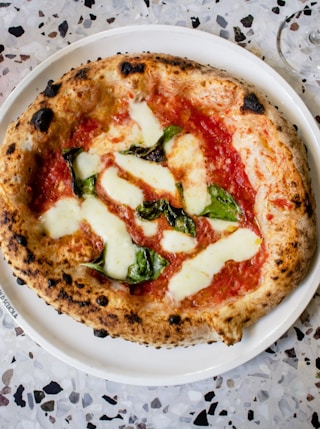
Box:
277, 7, 320, 78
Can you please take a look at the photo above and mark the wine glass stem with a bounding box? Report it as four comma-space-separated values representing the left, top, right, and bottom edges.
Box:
308, 29, 320, 45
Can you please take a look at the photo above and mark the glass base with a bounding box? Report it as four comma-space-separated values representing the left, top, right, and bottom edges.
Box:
277, 8, 320, 78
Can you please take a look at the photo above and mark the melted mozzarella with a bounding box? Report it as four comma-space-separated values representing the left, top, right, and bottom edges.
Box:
114, 152, 177, 196
205, 218, 239, 232
161, 230, 197, 253
81, 198, 136, 279
90, 122, 142, 155
134, 215, 159, 237
73, 151, 102, 180
100, 166, 144, 209
40, 197, 81, 239
166, 133, 208, 214
129, 101, 163, 147
167, 228, 261, 302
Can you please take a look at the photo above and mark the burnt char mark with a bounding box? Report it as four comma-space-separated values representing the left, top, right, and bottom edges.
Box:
6, 143, 16, 155
125, 313, 142, 324
1, 211, 16, 226
24, 249, 35, 264
43, 80, 62, 98
62, 272, 72, 285
74, 67, 90, 80
96, 295, 108, 307
48, 278, 59, 288
30, 107, 54, 132
155, 55, 195, 71
241, 92, 265, 114
93, 328, 109, 338
14, 233, 27, 247
305, 193, 314, 218
168, 315, 181, 325
119, 61, 145, 76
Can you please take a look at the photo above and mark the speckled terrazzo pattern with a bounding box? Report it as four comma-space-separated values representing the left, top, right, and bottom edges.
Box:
0, 1, 320, 428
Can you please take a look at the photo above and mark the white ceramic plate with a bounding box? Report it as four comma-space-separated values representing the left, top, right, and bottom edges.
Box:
0, 25, 319, 386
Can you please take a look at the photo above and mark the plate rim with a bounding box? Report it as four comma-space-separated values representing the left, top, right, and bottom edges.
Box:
0, 24, 319, 386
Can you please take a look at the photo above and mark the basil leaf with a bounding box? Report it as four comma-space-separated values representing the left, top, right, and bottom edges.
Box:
62, 148, 96, 197
81, 245, 107, 276
76, 174, 97, 197
82, 243, 168, 285
200, 184, 242, 222
137, 199, 196, 237
164, 203, 196, 237
121, 125, 182, 162
136, 199, 166, 220
127, 246, 168, 284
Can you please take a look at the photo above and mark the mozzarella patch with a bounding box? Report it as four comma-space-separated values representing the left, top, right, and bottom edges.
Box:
206, 218, 239, 232
40, 197, 81, 239
73, 151, 102, 180
134, 215, 159, 237
100, 166, 144, 209
161, 230, 197, 253
167, 228, 261, 302
81, 198, 136, 279
129, 101, 163, 147
114, 152, 177, 196
166, 133, 208, 214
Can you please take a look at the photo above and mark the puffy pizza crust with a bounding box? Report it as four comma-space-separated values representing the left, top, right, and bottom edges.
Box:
0, 53, 316, 347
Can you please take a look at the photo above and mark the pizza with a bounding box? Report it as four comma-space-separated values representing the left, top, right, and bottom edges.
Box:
0, 53, 316, 347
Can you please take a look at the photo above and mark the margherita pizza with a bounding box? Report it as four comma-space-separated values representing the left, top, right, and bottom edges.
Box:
0, 53, 316, 346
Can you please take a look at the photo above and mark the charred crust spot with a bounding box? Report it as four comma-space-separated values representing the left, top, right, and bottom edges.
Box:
107, 313, 118, 320
62, 272, 72, 285
125, 313, 142, 324
93, 328, 109, 338
78, 300, 90, 307
58, 288, 70, 300
14, 233, 27, 247
48, 278, 58, 288
30, 107, 54, 132
96, 295, 108, 307
75, 282, 85, 289
305, 193, 314, 217
16, 277, 26, 285
43, 80, 62, 98
6, 143, 16, 155
241, 92, 265, 114
119, 61, 145, 76
74, 67, 89, 80
24, 249, 35, 264
1, 211, 15, 226
168, 315, 181, 325
225, 317, 233, 323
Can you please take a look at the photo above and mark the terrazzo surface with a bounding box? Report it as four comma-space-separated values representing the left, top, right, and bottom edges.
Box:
0, 0, 320, 428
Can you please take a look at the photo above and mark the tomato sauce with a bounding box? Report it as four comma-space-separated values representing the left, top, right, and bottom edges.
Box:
30, 150, 73, 213
32, 97, 266, 305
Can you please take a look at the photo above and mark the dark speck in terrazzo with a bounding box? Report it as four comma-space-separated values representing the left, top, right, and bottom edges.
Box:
193, 409, 209, 426
233, 26, 246, 42
241, 15, 253, 28
58, 20, 68, 37
34, 390, 45, 404
204, 391, 215, 401
294, 326, 305, 341
8, 26, 25, 37
84, 0, 95, 8
102, 394, 117, 405
216, 15, 227, 28
150, 397, 161, 409
191, 16, 200, 28
208, 402, 218, 415
43, 381, 63, 395
40, 400, 54, 412
14, 384, 26, 407
311, 412, 320, 429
